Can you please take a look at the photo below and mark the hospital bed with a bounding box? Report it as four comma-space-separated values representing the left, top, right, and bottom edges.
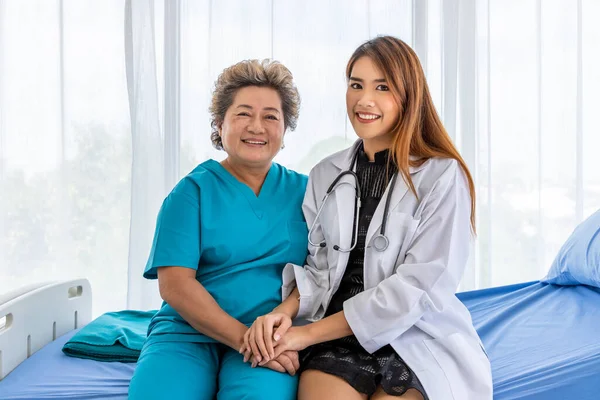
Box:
1, 278, 599, 399
0, 279, 133, 399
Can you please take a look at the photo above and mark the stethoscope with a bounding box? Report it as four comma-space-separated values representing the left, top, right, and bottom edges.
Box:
307, 149, 399, 252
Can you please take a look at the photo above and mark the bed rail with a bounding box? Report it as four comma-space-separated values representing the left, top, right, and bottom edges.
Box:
0, 279, 92, 380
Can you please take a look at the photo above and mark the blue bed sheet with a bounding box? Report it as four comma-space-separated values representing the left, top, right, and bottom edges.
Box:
459, 281, 600, 399
0, 329, 134, 399
1, 281, 599, 399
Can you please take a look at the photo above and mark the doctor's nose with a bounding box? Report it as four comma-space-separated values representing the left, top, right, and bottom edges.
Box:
357, 93, 375, 108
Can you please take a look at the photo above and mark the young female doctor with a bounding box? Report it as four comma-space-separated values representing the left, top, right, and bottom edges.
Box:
241, 36, 493, 400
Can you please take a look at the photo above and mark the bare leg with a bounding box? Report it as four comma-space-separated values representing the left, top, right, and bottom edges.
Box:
298, 369, 368, 400
370, 386, 424, 400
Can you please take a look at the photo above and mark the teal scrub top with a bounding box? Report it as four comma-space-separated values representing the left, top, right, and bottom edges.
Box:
143, 159, 308, 344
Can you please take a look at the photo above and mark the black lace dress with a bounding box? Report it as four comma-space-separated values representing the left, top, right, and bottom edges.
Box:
301, 148, 428, 398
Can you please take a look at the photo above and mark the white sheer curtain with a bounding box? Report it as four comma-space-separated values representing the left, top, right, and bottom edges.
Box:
0, 0, 132, 316
1, 0, 599, 315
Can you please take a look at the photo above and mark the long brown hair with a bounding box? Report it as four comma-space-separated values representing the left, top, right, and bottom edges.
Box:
347, 36, 476, 233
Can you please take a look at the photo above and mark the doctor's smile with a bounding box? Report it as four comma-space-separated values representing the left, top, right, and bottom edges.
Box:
355, 112, 381, 123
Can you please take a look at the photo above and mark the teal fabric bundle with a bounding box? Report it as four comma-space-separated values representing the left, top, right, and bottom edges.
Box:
62, 310, 156, 363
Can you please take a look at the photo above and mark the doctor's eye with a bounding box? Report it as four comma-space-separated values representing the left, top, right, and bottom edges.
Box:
350, 83, 362, 90
376, 84, 390, 91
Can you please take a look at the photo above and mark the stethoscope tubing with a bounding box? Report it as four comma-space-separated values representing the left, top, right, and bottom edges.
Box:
307, 148, 397, 253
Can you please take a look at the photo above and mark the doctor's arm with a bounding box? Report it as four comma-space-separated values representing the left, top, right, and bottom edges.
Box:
264, 310, 353, 360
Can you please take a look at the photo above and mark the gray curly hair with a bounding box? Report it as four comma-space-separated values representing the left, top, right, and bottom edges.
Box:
209, 59, 301, 150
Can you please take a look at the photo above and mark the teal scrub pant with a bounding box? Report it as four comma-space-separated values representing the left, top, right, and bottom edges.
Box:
128, 341, 298, 400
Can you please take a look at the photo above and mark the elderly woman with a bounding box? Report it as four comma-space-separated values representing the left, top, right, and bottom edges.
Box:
128, 60, 308, 400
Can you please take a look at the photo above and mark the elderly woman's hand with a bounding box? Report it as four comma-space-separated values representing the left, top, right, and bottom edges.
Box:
250, 350, 300, 376
241, 312, 293, 364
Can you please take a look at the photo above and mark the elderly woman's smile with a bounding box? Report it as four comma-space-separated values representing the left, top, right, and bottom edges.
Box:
242, 139, 267, 146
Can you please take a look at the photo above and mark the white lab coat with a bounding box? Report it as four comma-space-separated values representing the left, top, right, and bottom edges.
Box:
282, 140, 493, 400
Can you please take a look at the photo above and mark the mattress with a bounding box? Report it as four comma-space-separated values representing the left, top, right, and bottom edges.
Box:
0, 329, 134, 399
458, 281, 600, 399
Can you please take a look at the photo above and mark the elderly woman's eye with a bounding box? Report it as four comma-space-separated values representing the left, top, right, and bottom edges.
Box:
237, 112, 250, 117
266, 115, 279, 120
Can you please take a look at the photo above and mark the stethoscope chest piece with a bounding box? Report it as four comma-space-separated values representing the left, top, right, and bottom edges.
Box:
372, 234, 389, 252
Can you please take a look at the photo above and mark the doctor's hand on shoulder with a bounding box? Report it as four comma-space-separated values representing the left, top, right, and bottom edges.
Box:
241, 312, 294, 364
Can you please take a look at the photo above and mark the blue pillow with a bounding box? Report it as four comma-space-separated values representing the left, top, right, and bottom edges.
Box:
542, 209, 600, 287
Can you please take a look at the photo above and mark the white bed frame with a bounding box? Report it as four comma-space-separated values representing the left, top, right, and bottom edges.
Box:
0, 279, 92, 381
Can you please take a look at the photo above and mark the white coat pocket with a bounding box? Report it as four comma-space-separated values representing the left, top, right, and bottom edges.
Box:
423, 333, 493, 400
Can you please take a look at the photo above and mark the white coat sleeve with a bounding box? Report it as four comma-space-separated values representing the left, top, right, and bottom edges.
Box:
281, 169, 331, 322
343, 161, 472, 353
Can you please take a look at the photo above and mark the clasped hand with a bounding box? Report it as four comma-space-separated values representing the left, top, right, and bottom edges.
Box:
239, 312, 311, 375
